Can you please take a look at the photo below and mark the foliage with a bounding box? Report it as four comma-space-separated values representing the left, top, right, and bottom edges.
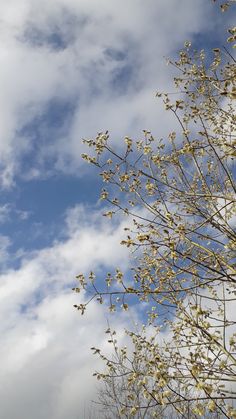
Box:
74, 3, 236, 418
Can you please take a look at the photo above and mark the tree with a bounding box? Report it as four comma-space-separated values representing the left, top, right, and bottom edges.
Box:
74, 2, 236, 417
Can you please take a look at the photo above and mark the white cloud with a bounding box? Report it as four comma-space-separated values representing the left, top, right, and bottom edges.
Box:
0, 204, 133, 419
0, 0, 223, 185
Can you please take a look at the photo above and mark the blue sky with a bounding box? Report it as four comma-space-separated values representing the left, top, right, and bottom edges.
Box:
0, 1, 233, 418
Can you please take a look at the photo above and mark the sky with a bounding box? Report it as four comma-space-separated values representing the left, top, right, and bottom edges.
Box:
0, 1, 233, 418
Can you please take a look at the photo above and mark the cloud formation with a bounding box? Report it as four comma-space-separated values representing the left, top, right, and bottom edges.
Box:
0, 0, 219, 186
0, 204, 131, 419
